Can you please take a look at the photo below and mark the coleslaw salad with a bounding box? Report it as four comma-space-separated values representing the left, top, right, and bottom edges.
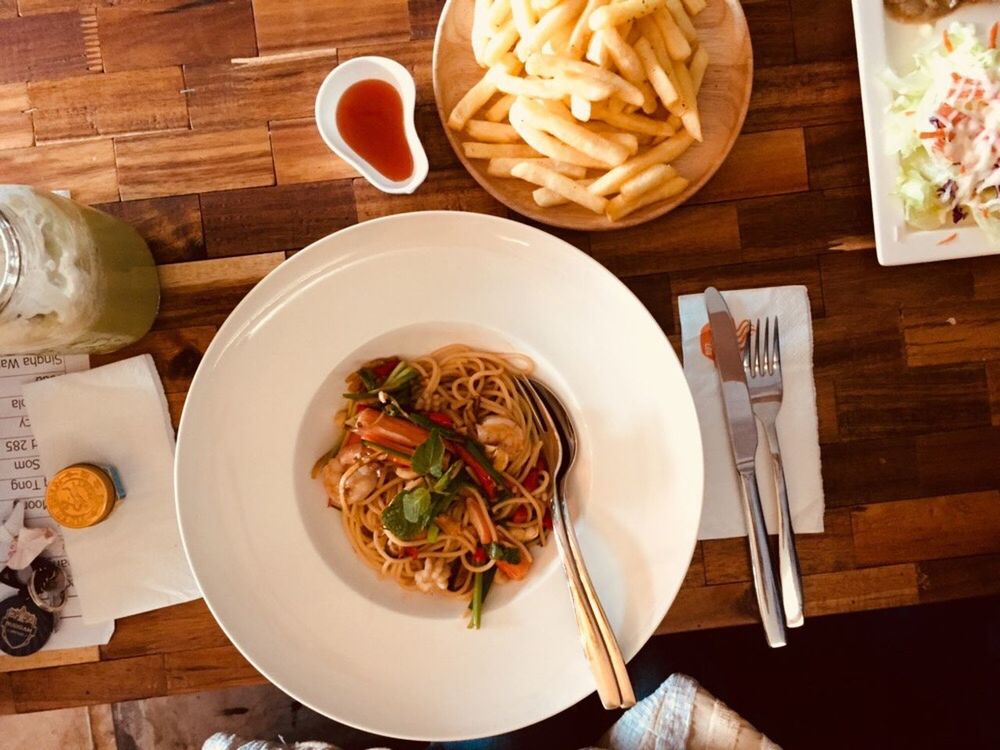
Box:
884, 21, 1000, 244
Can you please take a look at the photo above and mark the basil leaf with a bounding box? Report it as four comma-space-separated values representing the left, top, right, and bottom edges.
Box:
358, 368, 378, 391
427, 522, 440, 543
402, 487, 432, 523
487, 542, 521, 564
412, 429, 445, 478
433, 459, 464, 493
382, 488, 431, 540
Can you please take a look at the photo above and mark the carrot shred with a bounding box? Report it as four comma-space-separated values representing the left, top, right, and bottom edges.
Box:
919, 130, 944, 139
943, 30, 953, 53
937, 233, 958, 246
990, 22, 998, 50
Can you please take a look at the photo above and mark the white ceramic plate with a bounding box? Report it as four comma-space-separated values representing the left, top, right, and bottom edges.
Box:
175, 212, 703, 741
852, 1, 1000, 265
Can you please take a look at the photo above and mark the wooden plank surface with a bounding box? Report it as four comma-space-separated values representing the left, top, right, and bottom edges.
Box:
0, 83, 34, 149
29, 66, 189, 142
0, 11, 91, 83
0, 139, 118, 203
184, 53, 337, 130
252, 0, 411, 52
115, 127, 274, 200
269, 118, 357, 184
97, 0, 257, 74
0, 0, 998, 715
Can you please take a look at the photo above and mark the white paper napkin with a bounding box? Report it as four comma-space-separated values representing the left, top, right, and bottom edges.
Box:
678, 286, 825, 540
22, 354, 200, 623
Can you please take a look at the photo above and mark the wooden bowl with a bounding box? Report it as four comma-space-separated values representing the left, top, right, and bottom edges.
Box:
432, 0, 753, 231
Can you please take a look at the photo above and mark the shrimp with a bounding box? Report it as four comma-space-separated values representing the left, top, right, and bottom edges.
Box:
476, 416, 524, 453
321, 442, 365, 508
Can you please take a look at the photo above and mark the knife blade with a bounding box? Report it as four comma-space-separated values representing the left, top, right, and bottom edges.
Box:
704, 287, 786, 648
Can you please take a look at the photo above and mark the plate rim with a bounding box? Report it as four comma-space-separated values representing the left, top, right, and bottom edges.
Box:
430, 0, 754, 231
174, 211, 704, 740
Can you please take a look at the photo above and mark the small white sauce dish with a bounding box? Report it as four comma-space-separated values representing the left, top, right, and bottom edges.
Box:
314, 56, 428, 195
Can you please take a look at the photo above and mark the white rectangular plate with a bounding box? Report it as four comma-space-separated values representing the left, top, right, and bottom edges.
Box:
851, 1, 1000, 266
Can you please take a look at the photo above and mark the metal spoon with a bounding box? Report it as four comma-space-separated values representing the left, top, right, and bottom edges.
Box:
520, 377, 636, 709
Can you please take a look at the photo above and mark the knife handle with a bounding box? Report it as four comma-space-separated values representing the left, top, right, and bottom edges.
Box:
738, 470, 787, 648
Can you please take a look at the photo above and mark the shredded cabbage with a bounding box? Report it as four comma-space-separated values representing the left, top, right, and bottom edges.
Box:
885, 22, 1000, 243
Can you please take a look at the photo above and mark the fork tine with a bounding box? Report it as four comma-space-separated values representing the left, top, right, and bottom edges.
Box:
763, 317, 771, 375
772, 316, 781, 373
753, 318, 761, 378
742, 327, 751, 374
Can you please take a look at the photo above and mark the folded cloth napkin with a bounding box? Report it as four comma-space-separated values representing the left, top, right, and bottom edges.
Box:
678, 286, 824, 540
200, 674, 779, 750
22, 354, 200, 623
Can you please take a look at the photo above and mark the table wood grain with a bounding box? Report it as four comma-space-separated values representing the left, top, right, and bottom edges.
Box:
0, 0, 998, 713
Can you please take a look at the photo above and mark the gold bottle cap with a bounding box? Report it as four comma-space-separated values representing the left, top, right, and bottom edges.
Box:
45, 464, 117, 529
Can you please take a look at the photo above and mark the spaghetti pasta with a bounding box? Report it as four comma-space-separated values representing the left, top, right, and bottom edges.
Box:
314, 345, 552, 627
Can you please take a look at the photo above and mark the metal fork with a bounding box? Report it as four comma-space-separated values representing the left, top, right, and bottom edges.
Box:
515, 376, 636, 709
743, 318, 805, 628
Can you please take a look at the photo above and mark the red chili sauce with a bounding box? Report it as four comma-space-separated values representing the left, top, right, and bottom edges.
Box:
335, 79, 414, 182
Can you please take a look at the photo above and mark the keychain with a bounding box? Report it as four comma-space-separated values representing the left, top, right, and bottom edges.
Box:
0, 558, 68, 657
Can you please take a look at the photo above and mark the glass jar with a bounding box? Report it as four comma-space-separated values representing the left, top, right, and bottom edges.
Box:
0, 186, 160, 354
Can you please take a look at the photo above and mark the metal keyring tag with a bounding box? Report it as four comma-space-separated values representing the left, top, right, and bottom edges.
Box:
28, 565, 68, 613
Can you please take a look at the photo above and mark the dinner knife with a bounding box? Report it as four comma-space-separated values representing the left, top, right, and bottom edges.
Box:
704, 287, 787, 648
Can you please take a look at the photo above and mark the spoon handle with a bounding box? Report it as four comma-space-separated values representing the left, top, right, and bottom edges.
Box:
551, 491, 636, 709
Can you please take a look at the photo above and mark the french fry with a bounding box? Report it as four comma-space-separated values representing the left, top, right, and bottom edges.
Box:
690, 46, 708, 93
532, 0, 559, 10
449, 75, 497, 131
483, 93, 516, 122
488, 68, 613, 100
566, 0, 608, 59
488, 0, 514, 28
653, 7, 691, 61
665, 0, 697, 44
512, 161, 608, 213
511, 0, 536, 39
589, 0, 665, 30
587, 130, 693, 195
547, 23, 573, 54
681, 0, 706, 16
605, 95, 626, 114
463, 142, 540, 159
487, 70, 566, 98
526, 52, 644, 107
638, 80, 658, 114
513, 97, 629, 166
516, 0, 586, 60
634, 36, 678, 109
508, 110, 612, 167
638, 16, 670, 69
591, 103, 676, 136
488, 157, 588, 178
667, 113, 682, 130
532, 178, 595, 206
585, 29, 612, 67
606, 175, 688, 220
603, 131, 639, 155
465, 119, 522, 143
673, 60, 702, 141
472, 0, 493, 65
483, 18, 520, 66
619, 163, 676, 199
602, 26, 644, 84
570, 94, 592, 121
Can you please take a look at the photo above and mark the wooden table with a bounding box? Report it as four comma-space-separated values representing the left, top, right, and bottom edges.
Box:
1, 0, 998, 718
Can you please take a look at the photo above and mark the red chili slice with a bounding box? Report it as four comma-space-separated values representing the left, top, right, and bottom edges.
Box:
371, 357, 400, 381
425, 411, 454, 428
